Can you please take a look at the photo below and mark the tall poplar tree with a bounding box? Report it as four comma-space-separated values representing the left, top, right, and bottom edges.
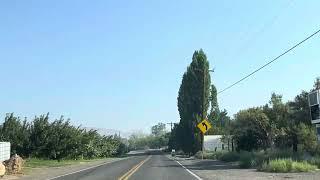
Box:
177, 49, 211, 154
208, 84, 220, 126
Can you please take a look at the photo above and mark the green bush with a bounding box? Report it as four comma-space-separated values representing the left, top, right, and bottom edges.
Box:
251, 151, 268, 167
260, 158, 316, 173
308, 156, 320, 168
261, 158, 292, 172
209, 151, 224, 159
239, 152, 254, 168
0, 113, 126, 160
219, 152, 240, 162
266, 149, 302, 161
239, 156, 253, 168
194, 151, 204, 159
292, 161, 314, 172
197, 149, 320, 171
195, 151, 224, 160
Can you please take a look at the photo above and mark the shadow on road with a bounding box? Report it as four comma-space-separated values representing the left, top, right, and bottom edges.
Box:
184, 160, 239, 170
126, 149, 164, 157
155, 158, 240, 171
127, 149, 240, 171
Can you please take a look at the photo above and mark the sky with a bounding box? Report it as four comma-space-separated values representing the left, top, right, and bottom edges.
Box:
0, 0, 319, 134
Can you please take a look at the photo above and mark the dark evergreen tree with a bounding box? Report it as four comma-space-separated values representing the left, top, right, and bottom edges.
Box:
177, 49, 211, 154
208, 85, 220, 126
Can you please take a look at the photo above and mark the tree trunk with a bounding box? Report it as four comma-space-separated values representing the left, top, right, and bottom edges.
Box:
292, 135, 298, 152
231, 138, 234, 152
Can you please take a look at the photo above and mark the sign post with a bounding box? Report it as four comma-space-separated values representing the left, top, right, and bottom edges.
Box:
197, 119, 212, 159
197, 119, 212, 134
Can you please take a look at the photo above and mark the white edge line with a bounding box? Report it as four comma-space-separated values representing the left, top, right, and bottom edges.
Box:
48, 157, 130, 180
174, 158, 203, 180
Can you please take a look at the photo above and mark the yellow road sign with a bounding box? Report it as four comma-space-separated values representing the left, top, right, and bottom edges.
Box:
197, 119, 212, 134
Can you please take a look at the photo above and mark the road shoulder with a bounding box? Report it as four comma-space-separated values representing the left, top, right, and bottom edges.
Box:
14, 157, 129, 180
169, 155, 320, 180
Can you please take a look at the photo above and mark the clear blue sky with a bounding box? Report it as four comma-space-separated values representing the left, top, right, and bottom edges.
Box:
0, 0, 319, 133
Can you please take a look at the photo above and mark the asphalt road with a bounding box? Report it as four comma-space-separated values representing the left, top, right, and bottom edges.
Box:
51, 150, 199, 180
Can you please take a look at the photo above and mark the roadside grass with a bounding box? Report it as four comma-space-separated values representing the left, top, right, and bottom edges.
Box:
260, 158, 317, 173
196, 149, 319, 172
308, 156, 320, 168
194, 151, 224, 160
22, 158, 116, 175
24, 158, 110, 168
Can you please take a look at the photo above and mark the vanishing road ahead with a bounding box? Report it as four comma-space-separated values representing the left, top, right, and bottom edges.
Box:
51, 150, 200, 180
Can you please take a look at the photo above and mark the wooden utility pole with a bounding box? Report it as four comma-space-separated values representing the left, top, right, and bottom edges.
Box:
167, 122, 176, 132
201, 68, 214, 159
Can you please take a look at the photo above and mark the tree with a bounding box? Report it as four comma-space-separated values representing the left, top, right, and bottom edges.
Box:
262, 93, 289, 149
263, 93, 289, 128
151, 123, 166, 136
0, 113, 30, 157
208, 85, 220, 127
219, 109, 231, 128
296, 123, 318, 154
168, 123, 182, 150
232, 108, 271, 151
313, 77, 320, 90
286, 91, 312, 152
288, 91, 311, 126
0, 112, 127, 159
30, 113, 51, 157
207, 109, 231, 135
177, 49, 211, 154
128, 133, 149, 150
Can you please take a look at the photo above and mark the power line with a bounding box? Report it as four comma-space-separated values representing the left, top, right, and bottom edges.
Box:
225, 0, 295, 62
218, 27, 320, 94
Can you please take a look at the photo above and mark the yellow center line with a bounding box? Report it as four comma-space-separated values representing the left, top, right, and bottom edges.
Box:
118, 160, 142, 180
118, 155, 151, 180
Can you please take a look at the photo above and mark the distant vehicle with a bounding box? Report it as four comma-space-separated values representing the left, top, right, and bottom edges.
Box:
171, 149, 175, 157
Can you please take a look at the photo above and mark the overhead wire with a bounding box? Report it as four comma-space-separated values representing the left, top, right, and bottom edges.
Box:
218, 28, 320, 94
218, 0, 295, 67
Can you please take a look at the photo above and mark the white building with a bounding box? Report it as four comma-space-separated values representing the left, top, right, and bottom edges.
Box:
204, 135, 227, 151
0, 142, 10, 162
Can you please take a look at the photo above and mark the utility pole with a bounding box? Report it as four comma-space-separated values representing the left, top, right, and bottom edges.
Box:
201, 68, 214, 159
167, 122, 175, 132
194, 66, 214, 159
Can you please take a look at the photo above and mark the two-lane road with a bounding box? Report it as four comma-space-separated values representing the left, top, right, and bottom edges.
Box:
128, 153, 199, 180
51, 151, 200, 180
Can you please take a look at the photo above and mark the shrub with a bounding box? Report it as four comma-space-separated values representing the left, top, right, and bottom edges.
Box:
219, 152, 240, 162
195, 151, 224, 160
195, 151, 208, 159
239, 152, 254, 168
260, 158, 316, 173
251, 151, 268, 167
262, 158, 291, 172
308, 156, 320, 168
314, 144, 320, 156
266, 149, 302, 161
210, 151, 224, 159
292, 161, 316, 172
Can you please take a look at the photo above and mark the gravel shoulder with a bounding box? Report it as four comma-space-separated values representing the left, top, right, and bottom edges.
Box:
3, 157, 129, 180
169, 155, 320, 180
